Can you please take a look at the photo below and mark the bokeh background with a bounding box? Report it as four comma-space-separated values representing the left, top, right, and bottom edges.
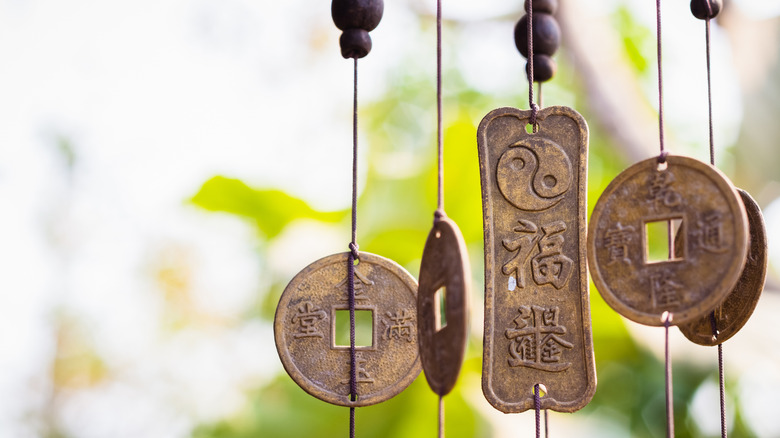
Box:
1, 0, 780, 437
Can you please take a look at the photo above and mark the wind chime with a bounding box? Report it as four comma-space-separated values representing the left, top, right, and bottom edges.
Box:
587, 0, 768, 437
273, 0, 768, 437
477, 0, 596, 435
274, 1, 422, 437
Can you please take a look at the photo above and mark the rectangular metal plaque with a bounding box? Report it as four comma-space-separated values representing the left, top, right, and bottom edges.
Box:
477, 106, 596, 413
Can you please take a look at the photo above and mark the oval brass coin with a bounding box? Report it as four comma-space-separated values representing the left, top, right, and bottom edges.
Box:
679, 189, 767, 345
274, 252, 421, 407
417, 216, 470, 396
588, 156, 748, 326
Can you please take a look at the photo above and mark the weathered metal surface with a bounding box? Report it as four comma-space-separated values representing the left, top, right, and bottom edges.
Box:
477, 106, 596, 413
587, 156, 748, 326
274, 251, 421, 407
417, 216, 470, 396
679, 188, 767, 345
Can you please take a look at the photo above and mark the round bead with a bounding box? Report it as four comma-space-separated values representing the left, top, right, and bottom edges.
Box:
690, 0, 721, 19
514, 13, 561, 58
524, 0, 558, 14
526, 54, 557, 82
339, 28, 372, 59
332, 0, 384, 32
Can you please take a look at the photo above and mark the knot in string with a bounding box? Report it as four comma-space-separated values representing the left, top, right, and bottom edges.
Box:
657, 150, 669, 164
530, 103, 540, 127
348, 242, 360, 260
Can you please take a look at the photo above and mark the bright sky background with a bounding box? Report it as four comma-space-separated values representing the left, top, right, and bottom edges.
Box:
0, 0, 779, 437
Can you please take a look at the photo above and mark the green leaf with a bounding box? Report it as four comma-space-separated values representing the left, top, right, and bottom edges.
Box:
191, 176, 346, 239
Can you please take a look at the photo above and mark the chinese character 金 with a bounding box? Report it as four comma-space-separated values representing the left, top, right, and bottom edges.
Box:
505, 306, 573, 372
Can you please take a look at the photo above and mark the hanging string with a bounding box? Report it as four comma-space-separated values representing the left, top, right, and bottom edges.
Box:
534, 384, 542, 438
347, 57, 360, 438
701, 1, 726, 434
435, 0, 445, 220
527, 0, 539, 125
705, 16, 715, 166
663, 311, 674, 438
544, 409, 549, 438
655, 0, 667, 162
438, 394, 444, 438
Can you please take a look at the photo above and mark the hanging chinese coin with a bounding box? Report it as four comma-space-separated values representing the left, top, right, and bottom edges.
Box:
274, 252, 421, 406
587, 156, 749, 326
416, 0, 471, 403
677, 188, 767, 345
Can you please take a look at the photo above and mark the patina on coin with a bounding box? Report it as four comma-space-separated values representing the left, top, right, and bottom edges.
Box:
417, 215, 470, 396
587, 156, 748, 327
679, 189, 767, 345
274, 251, 421, 407
477, 106, 596, 413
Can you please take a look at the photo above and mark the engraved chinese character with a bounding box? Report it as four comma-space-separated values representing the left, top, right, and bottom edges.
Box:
695, 211, 728, 253
502, 220, 539, 291
383, 309, 415, 342
603, 222, 636, 265
341, 352, 375, 385
291, 301, 327, 339
336, 269, 375, 302
647, 171, 682, 210
505, 306, 573, 372
532, 221, 574, 289
503, 220, 574, 291
651, 270, 683, 308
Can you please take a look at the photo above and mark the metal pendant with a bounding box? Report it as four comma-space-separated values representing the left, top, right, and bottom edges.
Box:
417, 216, 470, 396
588, 156, 749, 326
678, 188, 767, 345
477, 106, 596, 413
274, 251, 421, 407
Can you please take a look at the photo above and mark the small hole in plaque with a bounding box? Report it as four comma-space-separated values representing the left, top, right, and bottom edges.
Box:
525, 123, 539, 134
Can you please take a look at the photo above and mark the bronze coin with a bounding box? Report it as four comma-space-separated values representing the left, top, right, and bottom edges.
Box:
587, 156, 748, 326
678, 189, 767, 345
274, 251, 421, 407
417, 216, 470, 396
477, 106, 596, 413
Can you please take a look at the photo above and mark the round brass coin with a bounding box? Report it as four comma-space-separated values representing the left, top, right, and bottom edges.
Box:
587, 156, 748, 326
678, 189, 767, 345
274, 252, 421, 407
418, 217, 470, 396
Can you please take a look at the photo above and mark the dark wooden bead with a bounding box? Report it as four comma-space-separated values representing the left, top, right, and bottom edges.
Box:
526, 54, 557, 82
332, 0, 384, 32
514, 13, 561, 58
690, 0, 721, 19
339, 28, 372, 59
524, 0, 558, 14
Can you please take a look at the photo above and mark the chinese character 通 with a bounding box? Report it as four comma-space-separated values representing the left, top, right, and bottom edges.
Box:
695, 211, 728, 253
